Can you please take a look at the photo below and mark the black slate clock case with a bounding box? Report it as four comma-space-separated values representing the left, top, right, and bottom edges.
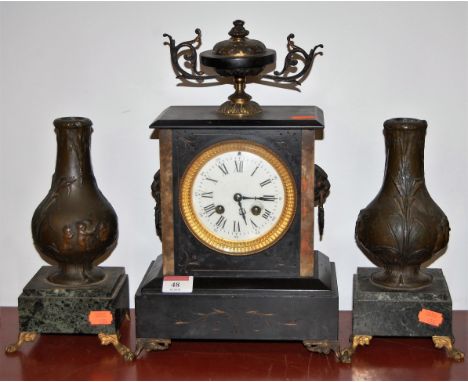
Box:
135, 106, 339, 355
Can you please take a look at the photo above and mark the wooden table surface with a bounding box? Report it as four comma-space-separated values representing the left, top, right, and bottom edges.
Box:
1, 308, 466, 380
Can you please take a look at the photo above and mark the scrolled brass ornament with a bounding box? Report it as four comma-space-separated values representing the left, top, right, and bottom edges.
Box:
163, 20, 323, 116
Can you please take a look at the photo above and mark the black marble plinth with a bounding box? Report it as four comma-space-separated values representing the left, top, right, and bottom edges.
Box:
352, 267, 453, 337
135, 252, 338, 342
18, 266, 129, 334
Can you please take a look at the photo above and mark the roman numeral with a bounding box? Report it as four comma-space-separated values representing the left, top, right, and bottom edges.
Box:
215, 215, 227, 228
235, 160, 243, 173
204, 203, 216, 216
205, 177, 218, 183
233, 220, 240, 233
260, 179, 272, 187
251, 166, 259, 176
250, 219, 258, 228
262, 195, 277, 201
218, 163, 229, 175
262, 209, 272, 219
201, 192, 213, 198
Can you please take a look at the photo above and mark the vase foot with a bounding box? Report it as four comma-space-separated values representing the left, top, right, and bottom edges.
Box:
339, 335, 372, 363
5, 332, 39, 353
370, 268, 433, 290
98, 333, 135, 361
47, 266, 105, 286
433, 336, 465, 361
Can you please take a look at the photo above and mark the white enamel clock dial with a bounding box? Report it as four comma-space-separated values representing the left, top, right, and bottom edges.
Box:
180, 140, 296, 255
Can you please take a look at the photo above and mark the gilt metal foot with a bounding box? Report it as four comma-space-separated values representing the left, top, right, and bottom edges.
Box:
340, 334, 372, 363
5, 331, 38, 353
134, 338, 171, 358
303, 339, 341, 360
98, 333, 135, 361
433, 336, 465, 362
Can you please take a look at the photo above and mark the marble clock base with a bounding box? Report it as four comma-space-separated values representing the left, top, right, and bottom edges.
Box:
135, 252, 340, 359
341, 267, 464, 363
5, 266, 134, 361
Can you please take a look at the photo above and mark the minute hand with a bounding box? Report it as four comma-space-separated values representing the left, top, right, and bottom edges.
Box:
241, 196, 277, 201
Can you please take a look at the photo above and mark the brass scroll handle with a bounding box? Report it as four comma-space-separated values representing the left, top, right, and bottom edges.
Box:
163, 29, 218, 83
263, 34, 323, 85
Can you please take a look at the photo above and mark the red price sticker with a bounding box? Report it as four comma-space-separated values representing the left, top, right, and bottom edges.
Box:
418, 308, 443, 327
88, 310, 113, 325
290, 115, 317, 120
162, 276, 194, 293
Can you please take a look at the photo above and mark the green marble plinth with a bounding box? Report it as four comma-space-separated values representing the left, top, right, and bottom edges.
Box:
18, 266, 129, 335
353, 267, 452, 337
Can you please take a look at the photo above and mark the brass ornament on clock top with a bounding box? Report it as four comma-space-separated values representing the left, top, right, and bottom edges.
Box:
164, 19, 323, 116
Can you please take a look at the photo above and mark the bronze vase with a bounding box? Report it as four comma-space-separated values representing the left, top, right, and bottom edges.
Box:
31, 117, 118, 286
355, 118, 449, 290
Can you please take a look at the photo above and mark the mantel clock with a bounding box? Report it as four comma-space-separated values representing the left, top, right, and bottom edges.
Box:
135, 21, 339, 359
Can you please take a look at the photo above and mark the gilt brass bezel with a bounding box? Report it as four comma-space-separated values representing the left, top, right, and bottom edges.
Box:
179, 140, 296, 256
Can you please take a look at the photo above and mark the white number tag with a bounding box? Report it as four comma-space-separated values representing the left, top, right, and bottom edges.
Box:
162, 276, 194, 293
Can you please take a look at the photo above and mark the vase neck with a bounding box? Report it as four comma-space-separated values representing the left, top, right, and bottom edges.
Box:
53, 119, 95, 183
382, 123, 427, 188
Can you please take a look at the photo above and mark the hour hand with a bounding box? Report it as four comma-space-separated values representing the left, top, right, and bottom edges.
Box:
233, 193, 248, 224
241, 195, 277, 202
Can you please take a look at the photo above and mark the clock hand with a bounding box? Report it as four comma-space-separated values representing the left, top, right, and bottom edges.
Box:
241, 195, 277, 202
233, 193, 248, 225
238, 203, 247, 225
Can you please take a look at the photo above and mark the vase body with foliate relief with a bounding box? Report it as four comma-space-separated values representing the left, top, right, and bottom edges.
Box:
355, 118, 450, 290
31, 117, 118, 286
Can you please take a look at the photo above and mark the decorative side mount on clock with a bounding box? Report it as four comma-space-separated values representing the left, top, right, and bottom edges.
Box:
151, 163, 330, 243
163, 20, 323, 116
